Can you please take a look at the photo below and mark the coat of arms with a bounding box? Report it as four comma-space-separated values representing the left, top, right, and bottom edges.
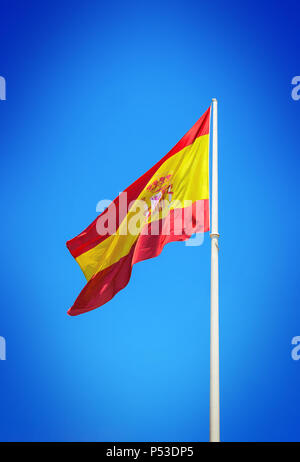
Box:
143, 175, 174, 219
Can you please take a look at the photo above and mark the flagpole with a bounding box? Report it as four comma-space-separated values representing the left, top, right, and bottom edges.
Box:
210, 98, 220, 442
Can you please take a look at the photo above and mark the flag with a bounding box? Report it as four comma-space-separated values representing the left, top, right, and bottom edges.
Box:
66, 107, 210, 315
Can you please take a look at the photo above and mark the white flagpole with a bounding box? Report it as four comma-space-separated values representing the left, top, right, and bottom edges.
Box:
210, 98, 220, 442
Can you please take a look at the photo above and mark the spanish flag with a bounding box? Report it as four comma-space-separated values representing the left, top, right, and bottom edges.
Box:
67, 107, 210, 316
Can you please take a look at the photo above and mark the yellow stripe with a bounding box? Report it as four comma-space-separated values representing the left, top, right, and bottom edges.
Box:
76, 134, 209, 281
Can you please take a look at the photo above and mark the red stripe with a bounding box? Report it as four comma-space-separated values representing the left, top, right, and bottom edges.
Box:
66, 107, 210, 259
68, 199, 209, 316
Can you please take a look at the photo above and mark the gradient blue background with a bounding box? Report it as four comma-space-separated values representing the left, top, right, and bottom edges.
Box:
0, 0, 299, 442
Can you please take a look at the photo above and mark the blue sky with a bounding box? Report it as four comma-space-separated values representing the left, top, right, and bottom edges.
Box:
0, 0, 299, 441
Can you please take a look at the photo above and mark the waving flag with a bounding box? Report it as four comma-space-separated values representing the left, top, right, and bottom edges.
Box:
67, 107, 210, 316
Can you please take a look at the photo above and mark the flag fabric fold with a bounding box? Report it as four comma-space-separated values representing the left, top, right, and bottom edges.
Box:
67, 107, 211, 315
